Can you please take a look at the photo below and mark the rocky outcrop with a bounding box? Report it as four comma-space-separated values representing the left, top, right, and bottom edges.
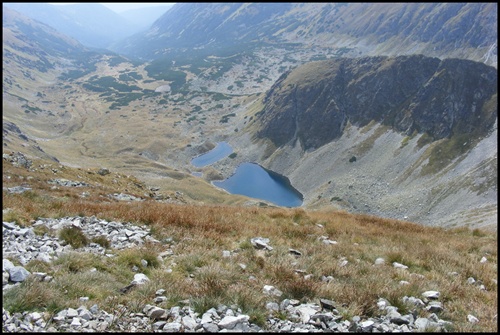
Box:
256, 55, 497, 151
2, 217, 156, 272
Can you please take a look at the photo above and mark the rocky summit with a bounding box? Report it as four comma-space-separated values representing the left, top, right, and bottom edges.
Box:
3, 218, 487, 332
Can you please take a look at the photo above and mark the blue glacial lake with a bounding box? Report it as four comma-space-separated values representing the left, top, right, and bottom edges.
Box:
191, 142, 233, 167
213, 162, 303, 207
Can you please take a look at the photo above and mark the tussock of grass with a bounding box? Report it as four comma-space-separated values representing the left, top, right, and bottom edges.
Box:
59, 226, 89, 249
115, 246, 161, 274
3, 276, 67, 313
52, 252, 100, 273
91, 235, 111, 249
2, 156, 498, 332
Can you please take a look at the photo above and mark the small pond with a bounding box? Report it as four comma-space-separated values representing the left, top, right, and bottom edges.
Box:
213, 162, 303, 207
191, 142, 233, 167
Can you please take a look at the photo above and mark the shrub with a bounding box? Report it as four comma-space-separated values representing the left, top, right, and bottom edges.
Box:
400, 136, 410, 148
238, 239, 253, 250
472, 228, 486, 237
195, 264, 230, 298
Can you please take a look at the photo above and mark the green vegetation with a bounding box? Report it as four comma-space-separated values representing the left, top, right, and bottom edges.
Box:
417, 132, 434, 148
91, 235, 111, 249
58, 52, 99, 81
211, 92, 231, 101
22, 104, 43, 114
119, 72, 143, 82
420, 134, 476, 176
400, 136, 411, 148
107, 56, 128, 67
400, 130, 418, 148
82, 83, 107, 92
144, 59, 187, 92
108, 93, 147, 110
353, 124, 389, 156
87, 76, 141, 92
220, 113, 236, 123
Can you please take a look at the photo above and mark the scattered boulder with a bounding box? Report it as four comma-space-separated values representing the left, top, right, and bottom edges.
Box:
263, 285, 283, 297
251, 237, 273, 250
97, 168, 110, 176
422, 290, 440, 300
7, 266, 30, 282
393, 262, 409, 269
131, 273, 150, 285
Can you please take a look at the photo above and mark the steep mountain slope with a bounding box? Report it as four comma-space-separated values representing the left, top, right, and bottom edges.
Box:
3, 3, 139, 49
225, 56, 497, 230
256, 56, 497, 150
114, 3, 497, 67
2, 7, 128, 161
2, 8, 258, 207
3, 6, 86, 160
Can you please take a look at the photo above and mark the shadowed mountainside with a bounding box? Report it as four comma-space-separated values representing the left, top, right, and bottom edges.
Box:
255, 55, 497, 150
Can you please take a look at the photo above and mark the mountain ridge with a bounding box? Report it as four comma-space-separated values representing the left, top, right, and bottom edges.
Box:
114, 2, 497, 67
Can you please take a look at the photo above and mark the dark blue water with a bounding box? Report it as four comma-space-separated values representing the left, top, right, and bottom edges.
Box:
213, 162, 303, 207
191, 142, 233, 167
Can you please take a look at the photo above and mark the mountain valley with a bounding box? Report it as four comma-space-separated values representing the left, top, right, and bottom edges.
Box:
2, 4, 498, 333
2, 3, 498, 232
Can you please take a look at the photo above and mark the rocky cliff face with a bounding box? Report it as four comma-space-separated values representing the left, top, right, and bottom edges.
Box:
256, 56, 497, 151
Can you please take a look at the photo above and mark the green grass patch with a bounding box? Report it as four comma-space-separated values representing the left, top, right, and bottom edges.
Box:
220, 113, 236, 123
420, 134, 475, 176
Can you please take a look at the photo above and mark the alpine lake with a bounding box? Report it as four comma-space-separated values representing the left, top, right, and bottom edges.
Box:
191, 142, 303, 207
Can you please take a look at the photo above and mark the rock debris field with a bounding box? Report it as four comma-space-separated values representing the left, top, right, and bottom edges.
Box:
2, 217, 485, 332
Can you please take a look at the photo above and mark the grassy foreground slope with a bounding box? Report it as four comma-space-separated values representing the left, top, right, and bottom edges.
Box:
2, 152, 497, 332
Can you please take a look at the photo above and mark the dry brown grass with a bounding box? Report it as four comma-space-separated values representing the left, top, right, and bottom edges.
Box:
2, 155, 497, 332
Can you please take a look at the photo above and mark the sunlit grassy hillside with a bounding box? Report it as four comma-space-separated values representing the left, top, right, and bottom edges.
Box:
2, 152, 497, 332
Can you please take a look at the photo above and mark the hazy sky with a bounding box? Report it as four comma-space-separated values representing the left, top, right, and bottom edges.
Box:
50, 3, 174, 13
